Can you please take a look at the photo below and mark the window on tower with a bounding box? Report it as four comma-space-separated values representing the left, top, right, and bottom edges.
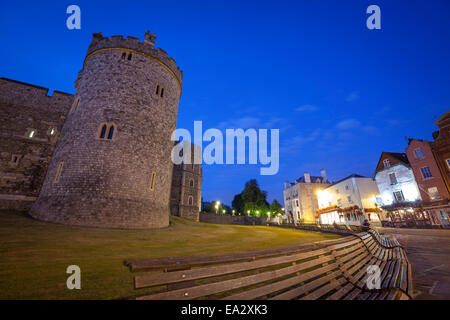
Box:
128, 53, 132, 61
98, 123, 116, 141
107, 125, 115, 140
70, 97, 80, 113
100, 124, 107, 139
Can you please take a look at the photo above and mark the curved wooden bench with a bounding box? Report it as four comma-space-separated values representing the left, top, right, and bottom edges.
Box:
123, 232, 413, 300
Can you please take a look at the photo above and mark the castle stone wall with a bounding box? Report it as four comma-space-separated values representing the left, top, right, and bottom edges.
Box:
30, 32, 182, 229
0, 78, 72, 211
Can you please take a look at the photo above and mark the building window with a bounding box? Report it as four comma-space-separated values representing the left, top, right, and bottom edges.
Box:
128, 53, 132, 61
345, 185, 349, 190
100, 124, 107, 139
414, 148, 425, 159
54, 162, 64, 183
428, 187, 441, 201
107, 125, 115, 140
389, 173, 397, 185
71, 97, 80, 113
296, 200, 299, 207
26, 129, 36, 139
98, 123, 116, 140
393, 190, 405, 202
150, 172, 156, 191
10, 154, 21, 167
188, 196, 193, 206
189, 179, 194, 187
121, 52, 126, 60
446, 159, 450, 170
383, 159, 391, 168
156, 84, 164, 98
347, 196, 352, 203
47, 127, 57, 136
421, 166, 433, 179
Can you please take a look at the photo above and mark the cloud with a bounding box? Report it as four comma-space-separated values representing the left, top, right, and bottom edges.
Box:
294, 104, 319, 112
335, 119, 361, 130
217, 116, 285, 130
345, 91, 359, 102
362, 125, 381, 136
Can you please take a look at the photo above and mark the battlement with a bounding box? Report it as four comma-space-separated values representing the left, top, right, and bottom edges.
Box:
0, 78, 73, 114
85, 31, 183, 85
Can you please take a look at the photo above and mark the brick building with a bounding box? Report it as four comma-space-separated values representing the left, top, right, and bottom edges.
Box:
402, 111, 450, 228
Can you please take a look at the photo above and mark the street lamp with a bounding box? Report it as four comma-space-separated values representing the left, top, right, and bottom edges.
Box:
232, 210, 235, 216
247, 210, 250, 216
215, 201, 220, 214
222, 209, 226, 214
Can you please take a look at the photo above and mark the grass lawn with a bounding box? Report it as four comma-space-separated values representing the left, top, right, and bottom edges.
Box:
0, 211, 341, 299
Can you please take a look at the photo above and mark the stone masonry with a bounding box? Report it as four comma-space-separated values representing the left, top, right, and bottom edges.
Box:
170, 142, 202, 221
0, 78, 72, 211
0, 31, 201, 229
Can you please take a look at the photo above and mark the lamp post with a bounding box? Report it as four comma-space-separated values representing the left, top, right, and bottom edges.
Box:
247, 210, 250, 216
215, 201, 220, 214
232, 210, 235, 216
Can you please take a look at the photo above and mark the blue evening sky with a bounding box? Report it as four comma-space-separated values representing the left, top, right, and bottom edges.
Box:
1, 1, 449, 205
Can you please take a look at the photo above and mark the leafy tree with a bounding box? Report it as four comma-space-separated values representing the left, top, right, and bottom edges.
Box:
241, 179, 269, 208
270, 199, 283, 216
232, 193, 244, 215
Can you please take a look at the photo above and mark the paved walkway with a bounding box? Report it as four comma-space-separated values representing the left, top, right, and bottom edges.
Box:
377, 227, 450, 300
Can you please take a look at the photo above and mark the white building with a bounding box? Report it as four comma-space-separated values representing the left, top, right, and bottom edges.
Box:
373, 152, 421, 206
283, 170, 329, 223
316, 174, 383, 226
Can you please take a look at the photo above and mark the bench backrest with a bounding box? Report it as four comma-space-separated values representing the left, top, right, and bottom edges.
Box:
124, 232, 412, 300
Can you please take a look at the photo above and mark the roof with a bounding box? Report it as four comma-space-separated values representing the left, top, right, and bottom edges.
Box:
374, 152, 410, 173
327, 174, 367, 188
296, 176, 329, 184
435, 111, 450, 126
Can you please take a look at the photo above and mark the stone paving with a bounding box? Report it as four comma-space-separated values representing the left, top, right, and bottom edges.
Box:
378, 227, 450, 300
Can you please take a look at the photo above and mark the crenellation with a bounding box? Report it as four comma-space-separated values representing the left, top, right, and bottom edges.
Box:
84, 32, 183, 88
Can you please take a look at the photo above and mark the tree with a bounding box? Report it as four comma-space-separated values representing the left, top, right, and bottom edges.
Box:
231, 179, 271, 217
241, 179, 269, 208
270, 199, 283, 216
232, 193, 244, 215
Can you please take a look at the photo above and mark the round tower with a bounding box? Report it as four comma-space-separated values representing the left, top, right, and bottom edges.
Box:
30, 31, 183, 229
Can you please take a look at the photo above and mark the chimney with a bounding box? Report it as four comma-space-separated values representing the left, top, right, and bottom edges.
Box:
304, 172, 311, 183
320, 169, 327, 182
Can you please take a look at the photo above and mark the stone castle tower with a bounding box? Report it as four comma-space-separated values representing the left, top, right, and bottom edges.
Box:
30, 31, 183, 228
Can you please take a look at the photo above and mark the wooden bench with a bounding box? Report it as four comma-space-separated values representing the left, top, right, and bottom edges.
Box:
267, 222, 370, 235
123, 232, 413, 300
